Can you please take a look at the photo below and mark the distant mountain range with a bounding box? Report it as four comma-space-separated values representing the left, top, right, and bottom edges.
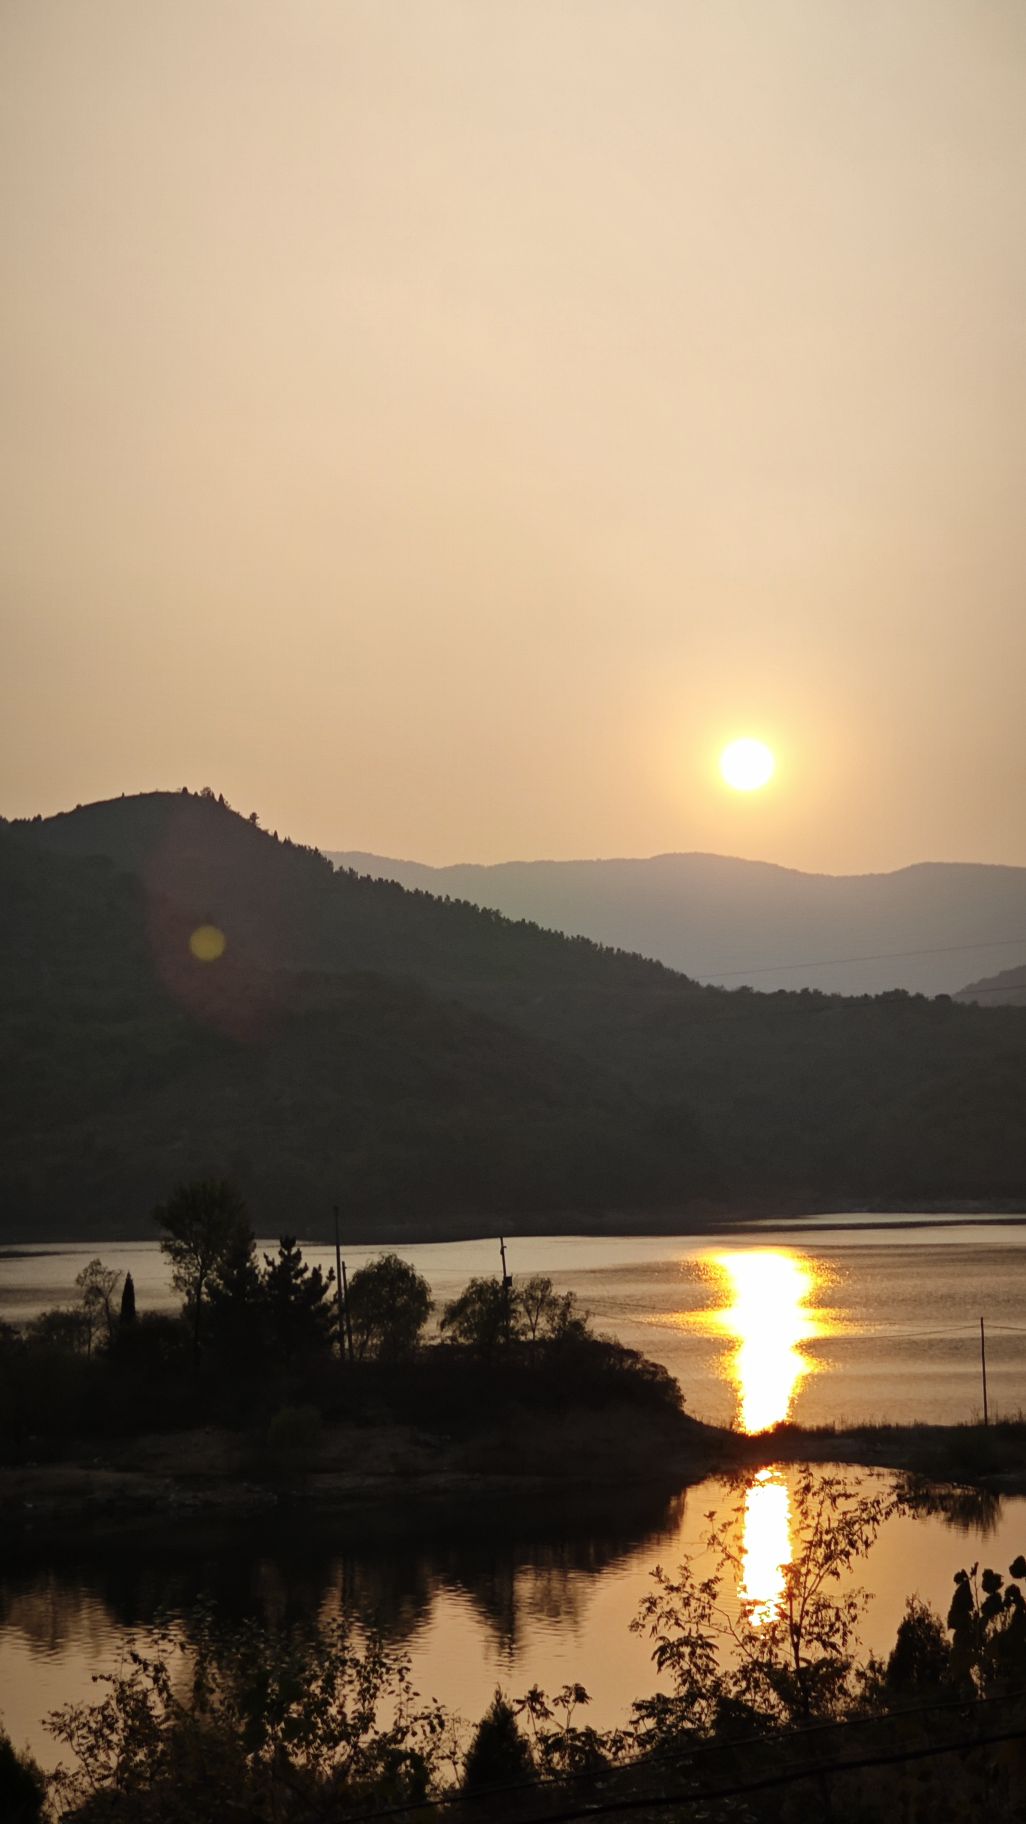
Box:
331, 851, 1026, 998
955, 963, 1026, 1007
2, 792, 1024, 1240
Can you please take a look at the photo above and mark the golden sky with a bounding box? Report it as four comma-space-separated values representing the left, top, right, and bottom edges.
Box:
3, 2, 1025, 869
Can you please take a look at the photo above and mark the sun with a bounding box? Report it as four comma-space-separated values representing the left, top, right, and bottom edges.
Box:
720, 738, 775, 792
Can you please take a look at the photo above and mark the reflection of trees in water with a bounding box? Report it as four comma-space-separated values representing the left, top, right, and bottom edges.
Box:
0, 1573, 114, 1657
316, 1553, 437, 1644
1, 1485, 687, 1665
1, 1541, 344, 1654
277, 1488, 688, 1651
424, 1492, 688, 1648
898, 1481, 1004, 1539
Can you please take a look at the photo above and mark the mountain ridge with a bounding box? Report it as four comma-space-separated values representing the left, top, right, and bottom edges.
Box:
3, 791, 1025, 1239
955, 962, 1026, 1007
329, 848, 1026, 996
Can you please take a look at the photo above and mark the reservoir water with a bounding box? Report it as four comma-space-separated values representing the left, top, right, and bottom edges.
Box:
3, 1217, 1025, 1770
5, 1216, 1026, 1426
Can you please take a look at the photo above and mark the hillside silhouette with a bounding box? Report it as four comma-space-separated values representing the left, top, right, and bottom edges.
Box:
332, 849, 1026, 997
955, 961, 1026, 1006
2, 790, 1025, 1238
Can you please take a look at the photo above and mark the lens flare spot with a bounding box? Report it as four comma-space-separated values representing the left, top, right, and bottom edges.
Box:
189, 923, 227, 963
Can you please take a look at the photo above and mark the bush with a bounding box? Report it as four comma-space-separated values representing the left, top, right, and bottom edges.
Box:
46, 1617, 449, 1821
885, 1597, 951, 1698
463, 1690, 534, 1793
266, 1403, 323, 1461
0, 1728, 45, 1823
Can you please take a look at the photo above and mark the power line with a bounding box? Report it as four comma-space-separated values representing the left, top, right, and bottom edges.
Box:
341, 1689, 1026, 1823
697, 935, 1026, 981
885, 1329, 975, 1340
955, 981, 1026, 996
504, 1724, 1026, 1824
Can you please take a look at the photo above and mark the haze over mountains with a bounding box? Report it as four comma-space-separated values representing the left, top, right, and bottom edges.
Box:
3, 791, 1025, 1240
955, 963, 1026, 1008
332, 851, 1026, 998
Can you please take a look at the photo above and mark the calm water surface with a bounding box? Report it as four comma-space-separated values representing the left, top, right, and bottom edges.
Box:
5, 1217, 1026, 1425
3, 1473, 1024, 1771
4, 1218, 1026, 1768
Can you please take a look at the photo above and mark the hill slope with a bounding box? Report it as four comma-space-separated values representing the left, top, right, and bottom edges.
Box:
4, 792, 1026, 1238
0, 811, 700, 1238
331, 850, 1026, 997
955, 962, 1026, 1007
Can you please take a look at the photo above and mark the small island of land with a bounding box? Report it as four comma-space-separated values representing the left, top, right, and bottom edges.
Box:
4, 1183, 1024, 1550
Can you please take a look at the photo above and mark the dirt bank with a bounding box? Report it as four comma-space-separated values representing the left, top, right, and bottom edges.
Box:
4, 1413, 1025, 1547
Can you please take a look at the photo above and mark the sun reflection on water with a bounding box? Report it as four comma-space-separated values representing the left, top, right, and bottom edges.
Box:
706, 1249, 825, 1433
739, 1469, 791, 1626
693, 1249, 832, 1624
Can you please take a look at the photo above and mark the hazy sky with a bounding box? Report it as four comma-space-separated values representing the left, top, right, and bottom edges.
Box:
3, 2, 1025, 870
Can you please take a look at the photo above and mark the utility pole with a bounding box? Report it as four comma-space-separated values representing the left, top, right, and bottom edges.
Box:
499, 1236, 512, 1340
341, 1258, 355, 1364
980, 1315, 989, 1427
333, 1204, 346, 1362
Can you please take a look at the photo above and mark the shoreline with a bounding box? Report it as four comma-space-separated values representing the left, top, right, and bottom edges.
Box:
4, 1202, 1026, 1253
5, 1413, 1025, 1548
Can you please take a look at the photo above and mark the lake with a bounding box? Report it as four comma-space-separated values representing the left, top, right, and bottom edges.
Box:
2, 1469, 1023, 1773
5, 1216, 1026, 1426
3, 1217, 1026, 1771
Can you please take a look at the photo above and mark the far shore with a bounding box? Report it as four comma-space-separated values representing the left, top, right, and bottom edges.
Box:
4, 1200, 1026, 1254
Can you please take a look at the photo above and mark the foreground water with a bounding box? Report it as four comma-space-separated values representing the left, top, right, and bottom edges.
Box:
3, 1471, 1024, 1771
4, 1218, 1026, 1769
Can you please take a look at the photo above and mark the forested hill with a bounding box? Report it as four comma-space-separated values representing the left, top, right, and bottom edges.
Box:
25, 792, 695, 1004
0, 804, 704, 1239
331, 848, 1026, 998
3, 790, 1025, 1239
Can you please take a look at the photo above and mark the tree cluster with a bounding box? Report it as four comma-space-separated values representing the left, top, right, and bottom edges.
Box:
1, 1181, 685, 1459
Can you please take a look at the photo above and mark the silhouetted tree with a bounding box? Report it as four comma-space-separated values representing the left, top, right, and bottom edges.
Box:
206, 1224, 266, 1367
463, 1690, 534, 1793
518, 1275, 587, 1342
441, 1277, 524, 1354
75, 1257, 122, 1352
884, 1597, 950, 1699
345, 1254, 433, 1361
262, 1236, 335, 1366
28, 1307, 91, 1354
156, 1178, 251, 1359
119, 1271, 136, 1327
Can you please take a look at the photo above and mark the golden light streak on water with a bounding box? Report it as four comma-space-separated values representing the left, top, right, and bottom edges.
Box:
683, 1249, 836, 1624
738, 1469, 792, 1627
706, 1249, 825, 1433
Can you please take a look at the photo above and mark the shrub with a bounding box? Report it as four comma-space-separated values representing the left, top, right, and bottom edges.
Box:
266, 1403, 323, 1461
0, 1728, 45, 1823
463, 1690, 534, 1793
46, 1618, 449, 1820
